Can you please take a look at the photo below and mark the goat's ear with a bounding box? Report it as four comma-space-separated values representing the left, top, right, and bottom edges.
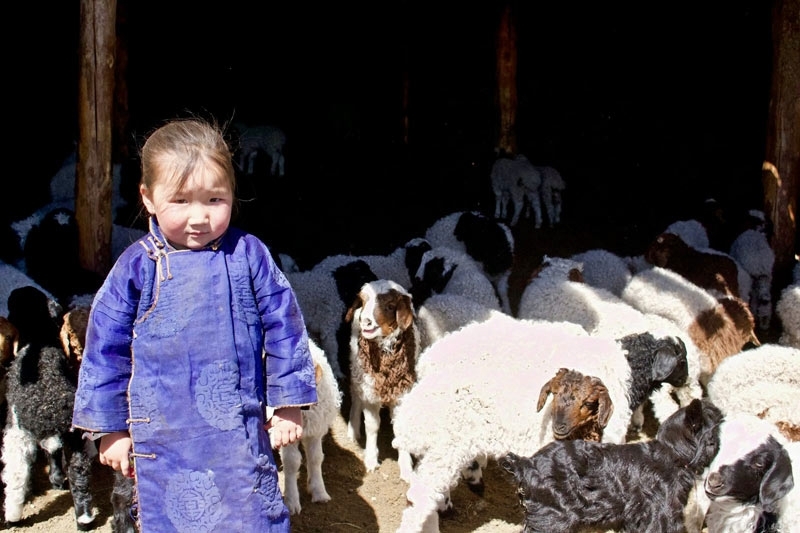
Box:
760, 445, 795, 513
592, 379, 614, 428
500, 452, 521, 474
344, 295, 363, 323
537, 368, 566, 412
396, 295, 415, 331
651, 340, 687, 383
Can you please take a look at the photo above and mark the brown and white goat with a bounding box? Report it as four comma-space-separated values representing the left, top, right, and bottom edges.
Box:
646, 232, 742, 298
344, 279, 419, 474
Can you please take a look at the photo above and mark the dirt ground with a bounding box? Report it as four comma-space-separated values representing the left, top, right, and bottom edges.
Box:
0, 406, 525, 533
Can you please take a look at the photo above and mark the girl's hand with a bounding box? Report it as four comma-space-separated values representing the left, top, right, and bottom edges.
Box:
265, 407, 303, 449
99, 431, 134, 477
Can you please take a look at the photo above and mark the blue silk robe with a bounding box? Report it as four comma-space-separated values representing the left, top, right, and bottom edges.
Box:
72, 218, 317, 532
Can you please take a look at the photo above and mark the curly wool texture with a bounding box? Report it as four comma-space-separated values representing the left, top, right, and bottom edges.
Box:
423, 211, 514, 313
391, 317, 637, 532
621, 266, 758, 386
776, 283, 800, 349
706, 343, 800, 441
357, 328, 418, 406
569, 248, 633, 297
516, 257, 703, 427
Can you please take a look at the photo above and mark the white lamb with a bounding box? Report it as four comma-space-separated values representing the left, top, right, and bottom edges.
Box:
489, 154, 542, 227
422, 211, 514, 314
411, 246, 502, 312
277, 339, 342, 515
391, 316, 675, 532
535, 165, 566, 228
729, 228, 775, 331
706, 343, 800, 442
235, 123, 287, 176
775, 263, 800, 349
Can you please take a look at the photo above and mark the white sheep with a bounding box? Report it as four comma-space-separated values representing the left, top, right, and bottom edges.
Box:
277, 338, 342, 515
569, 248, 633, 297
1, 261, 55, 317
729, 228, 775, 331
411, 246, 502, 312
516, 256, 703, 429
235, 123, 287, 176
621, 266, 760, 387
391, 316, 683, 532
535, 165, 566, 228
415, 293, 509, 359
706, 343, 800, 442
423, 211, 514, 314
489, 154, 542, 227
664, 219, 710, 250
775, 265, 800, 349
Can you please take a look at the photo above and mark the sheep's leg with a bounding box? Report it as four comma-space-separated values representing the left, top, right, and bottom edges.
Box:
493, 192, 504, 220
391, 406, 414, 481
65, 432, 96, 530
528, 188, 543, 229
509, 187, 525, 226
267, 148, 279, 176
277, 153, 285, 176
398, 450, 462, 533
246, 151, 258, 175
111, 470, 138, 533
362, 403, 382, 471
40, 434, 66, 489
347, 393, 363, 442
280, 442, 303, 514
303, 435, 331, 503
1, 422, 38, 523
460, 455, 487, 496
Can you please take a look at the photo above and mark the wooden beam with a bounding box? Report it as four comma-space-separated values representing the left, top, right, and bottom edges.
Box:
495, 3, 518, 155
77, 0, 116, 275
762, 0, 800, 289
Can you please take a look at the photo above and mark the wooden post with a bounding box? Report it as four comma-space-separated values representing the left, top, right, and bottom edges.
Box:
495, 3, 518, 155
762, 0, 800, 290
77, 0, 116, 276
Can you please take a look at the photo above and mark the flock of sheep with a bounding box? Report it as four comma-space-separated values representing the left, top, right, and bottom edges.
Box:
0, 149, 799, 532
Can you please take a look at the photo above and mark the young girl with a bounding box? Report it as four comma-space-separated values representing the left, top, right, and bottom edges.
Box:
72, 118, 317, 532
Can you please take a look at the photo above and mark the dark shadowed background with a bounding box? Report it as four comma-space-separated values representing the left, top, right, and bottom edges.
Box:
7, 1, 775, 270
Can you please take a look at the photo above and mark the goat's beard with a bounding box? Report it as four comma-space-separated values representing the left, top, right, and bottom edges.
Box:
358, 329, 417, 406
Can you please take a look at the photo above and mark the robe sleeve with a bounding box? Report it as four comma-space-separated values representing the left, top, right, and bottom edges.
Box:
71, 245, 147, 433
246, 235, 317, 409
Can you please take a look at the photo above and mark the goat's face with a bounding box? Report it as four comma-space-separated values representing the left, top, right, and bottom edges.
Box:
657, 398, 723, 473
346, 280, 414, 341
705, 414, 794, 514
537, 368, 613, 441
645, 233, 684, 267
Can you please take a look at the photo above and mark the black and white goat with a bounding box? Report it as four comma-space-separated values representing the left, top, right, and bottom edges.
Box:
344, 279, 419, 476
1, 286, 96, 529
704, 412, 798, 533
501, 398, 723, 533
423, 211, 515, 313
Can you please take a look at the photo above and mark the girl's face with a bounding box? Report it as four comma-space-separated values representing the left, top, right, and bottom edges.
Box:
141, 166, 233, 250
